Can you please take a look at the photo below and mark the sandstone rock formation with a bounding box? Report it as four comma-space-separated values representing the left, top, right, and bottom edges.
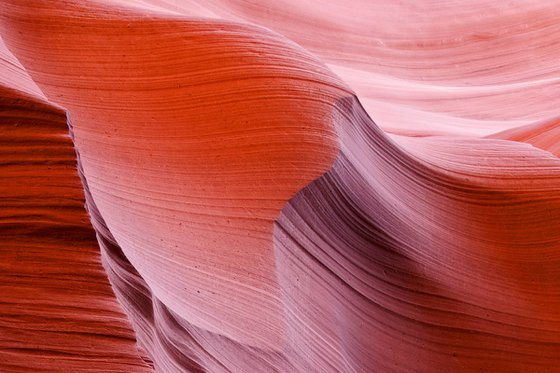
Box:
1, 1, 559, 371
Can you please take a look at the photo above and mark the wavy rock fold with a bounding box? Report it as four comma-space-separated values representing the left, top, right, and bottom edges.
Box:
1, 1, 559, 372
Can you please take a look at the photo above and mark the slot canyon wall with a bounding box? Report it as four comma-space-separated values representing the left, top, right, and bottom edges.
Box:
1, 1, 560, 372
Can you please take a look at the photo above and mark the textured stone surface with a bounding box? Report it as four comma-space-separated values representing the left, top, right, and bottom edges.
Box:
1, 1, 560, 372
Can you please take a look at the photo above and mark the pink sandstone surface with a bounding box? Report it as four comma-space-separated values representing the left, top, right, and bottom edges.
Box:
1, 0, 560, 372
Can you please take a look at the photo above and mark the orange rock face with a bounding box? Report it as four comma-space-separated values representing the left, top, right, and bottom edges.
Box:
1, 1, 560, 372
0, 37, 153, 371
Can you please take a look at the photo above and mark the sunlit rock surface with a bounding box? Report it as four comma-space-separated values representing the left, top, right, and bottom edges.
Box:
1, 1, 560, 372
